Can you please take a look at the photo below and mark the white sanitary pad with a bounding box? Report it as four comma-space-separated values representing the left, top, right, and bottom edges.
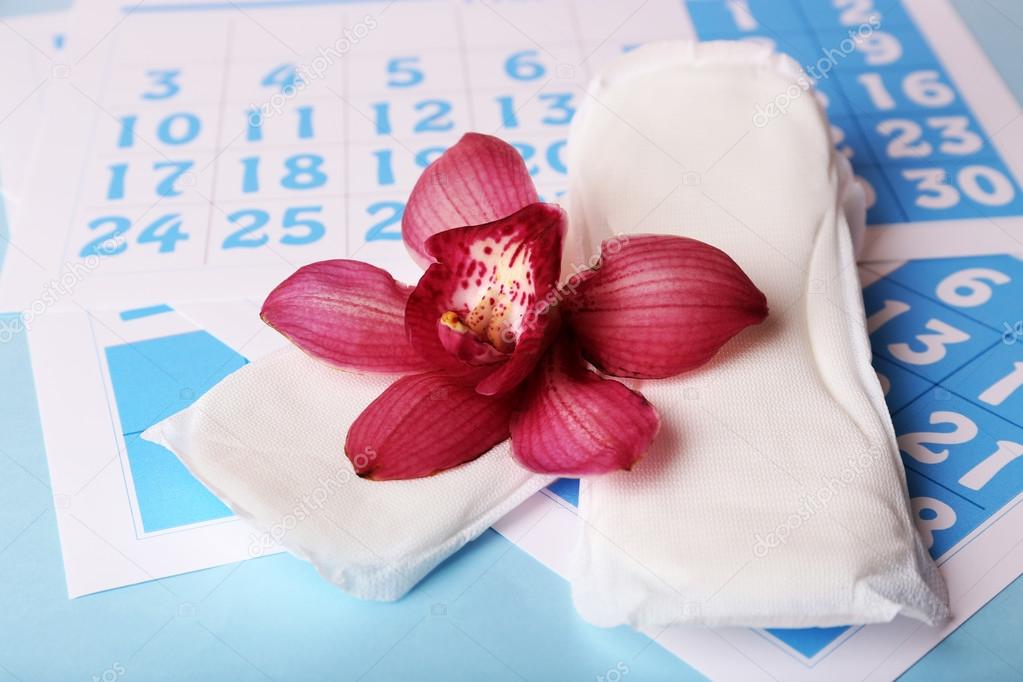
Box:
566, 41, 949, 628
142, 347, 553, 601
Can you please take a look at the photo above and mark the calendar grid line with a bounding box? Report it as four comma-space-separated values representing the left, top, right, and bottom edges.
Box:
60, 28, 124, 268
201, 19, 237, 266
565, 0, 589, 83
453, 2, 477, 131
904, 462, 986, 510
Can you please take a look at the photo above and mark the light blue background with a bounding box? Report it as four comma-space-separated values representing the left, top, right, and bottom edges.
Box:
2, 1, 1023, 679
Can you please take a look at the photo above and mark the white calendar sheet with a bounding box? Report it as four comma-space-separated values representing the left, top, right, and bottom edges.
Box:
5, 0, 1023, 314
0, 0, 685, 311
13, 0, 1023, 680
28, 300, 286, 598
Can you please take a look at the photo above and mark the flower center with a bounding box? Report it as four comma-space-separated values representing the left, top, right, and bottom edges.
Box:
441, 281, 517, 353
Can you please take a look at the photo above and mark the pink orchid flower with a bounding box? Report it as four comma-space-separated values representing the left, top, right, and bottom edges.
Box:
261, 133, 768, 480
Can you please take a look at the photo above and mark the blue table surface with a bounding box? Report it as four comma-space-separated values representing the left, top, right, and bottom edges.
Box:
2, 1, 1023, 680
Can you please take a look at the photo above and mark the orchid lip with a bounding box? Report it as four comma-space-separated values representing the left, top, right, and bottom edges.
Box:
437, 311, 510, 366
407, 203, 566, 393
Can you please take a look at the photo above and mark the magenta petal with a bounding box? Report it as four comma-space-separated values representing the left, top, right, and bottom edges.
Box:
510, 338, 659, 475
567, 235, 768, 379
402, 133, 539, 269
345, 372, 516, 480
261, 259, 430, 374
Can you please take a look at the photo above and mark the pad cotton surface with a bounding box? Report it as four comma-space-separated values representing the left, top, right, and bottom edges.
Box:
143, 347, 553, 601
566, 41, 949, 629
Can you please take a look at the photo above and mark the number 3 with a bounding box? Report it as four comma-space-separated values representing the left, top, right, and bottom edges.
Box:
143, 69, 181, 100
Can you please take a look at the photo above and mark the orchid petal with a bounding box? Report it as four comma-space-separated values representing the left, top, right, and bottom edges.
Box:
405, 203, 566, 393
566, 234, 768, 379
346, 372, 516, 480
261, 259, 430, 374
402, 133, 539, 269
510, 337, 659, 475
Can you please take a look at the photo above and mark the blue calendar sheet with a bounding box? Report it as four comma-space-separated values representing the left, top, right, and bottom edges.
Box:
6, 0, 1023, 680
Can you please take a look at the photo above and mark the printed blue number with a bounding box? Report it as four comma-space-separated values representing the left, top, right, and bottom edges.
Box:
246, 108, 263, 142
223, 209, 270, 249
117, 115, 137, 148
241, 156, 260, 193
413, 99, 453, 133
157, 112, 201, 145
365, 201, 404, 241
547, 139, 567, 174
142, 69, 181, 100
137, 213, 188, 253
154, 160, 194, 197
496, 95, 518, 129
262, 64, 301, 92
80, 216, 130, 257
282, 154, 327, 190
510, 140, 565, 176
387, 56, 424, 87
296, 105, 314, 139
107, 163, 128, 200
281, 206, 325, 245
415, 146, 446, 168
373, 149, 394, 185
372, 102, 392, 135
504, 50, 545, 81
538, 93, 574, 125
512, 142, 540, 176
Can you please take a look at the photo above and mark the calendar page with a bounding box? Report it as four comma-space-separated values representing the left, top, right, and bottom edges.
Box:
27, 300, 287, 598
3, 0, 1023, 314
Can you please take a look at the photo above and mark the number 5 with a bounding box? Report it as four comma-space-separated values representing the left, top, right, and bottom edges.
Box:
387, 56, 423, 87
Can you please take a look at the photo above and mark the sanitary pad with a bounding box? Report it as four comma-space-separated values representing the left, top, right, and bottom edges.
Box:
566, 41, 949, 628
142, 347, 553, 601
